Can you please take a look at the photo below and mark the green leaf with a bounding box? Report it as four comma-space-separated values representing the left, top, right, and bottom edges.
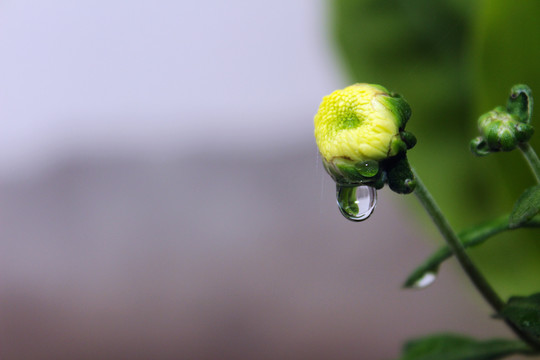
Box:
404, 215, 508, 288
509, 185, 540, 229
403, 214, 540, 288
500, 293, 540, 340
396, 333, 533, 360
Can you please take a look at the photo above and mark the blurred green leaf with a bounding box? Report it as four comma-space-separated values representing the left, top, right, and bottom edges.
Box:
330, 0, 540, 297
500, 293, 540, 340
509, 185, 540, 228
330, 0, 522, 244
395, 333, 533, 360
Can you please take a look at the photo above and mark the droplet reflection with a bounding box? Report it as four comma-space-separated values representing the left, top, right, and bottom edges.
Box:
357, 160, 379, 178
336, 185, 377, 222
412, 271, 437, 289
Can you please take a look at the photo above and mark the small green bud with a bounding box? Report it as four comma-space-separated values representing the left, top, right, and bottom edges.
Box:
470, 85, 535, 156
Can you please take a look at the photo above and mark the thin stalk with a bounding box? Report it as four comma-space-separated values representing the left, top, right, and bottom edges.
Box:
412, 169, 504, 311
403, 214, 540, 288
412, 168, 540, 348
519, 143, 540, 183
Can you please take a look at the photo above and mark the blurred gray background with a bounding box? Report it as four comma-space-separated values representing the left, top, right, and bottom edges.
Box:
0, 1, 516, 359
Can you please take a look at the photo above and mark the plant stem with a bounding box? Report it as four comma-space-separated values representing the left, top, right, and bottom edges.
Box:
519, 143, 540, 183
412, 168, 540, 348
412, 168, 504, 311
403, 214, 540, 288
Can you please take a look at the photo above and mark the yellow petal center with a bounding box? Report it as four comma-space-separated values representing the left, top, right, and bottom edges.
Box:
314, 84, 398, 162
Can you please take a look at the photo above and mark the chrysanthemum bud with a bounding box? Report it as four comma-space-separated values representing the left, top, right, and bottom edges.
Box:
314, 83, 416, 194
470, 85, 534, 156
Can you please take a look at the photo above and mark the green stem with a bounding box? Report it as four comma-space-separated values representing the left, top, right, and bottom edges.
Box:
412, 169, 504, 311
403, 215, 540, 288
412, 168, 540, 348
519, 143, 540, 183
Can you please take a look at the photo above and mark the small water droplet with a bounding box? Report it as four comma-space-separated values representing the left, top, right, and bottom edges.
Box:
357, 160, 379, 178
412, 272, 437, 289
336, 185, 377, 221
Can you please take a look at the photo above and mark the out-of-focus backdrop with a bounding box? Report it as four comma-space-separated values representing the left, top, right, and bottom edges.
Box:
1, 1, 539, 359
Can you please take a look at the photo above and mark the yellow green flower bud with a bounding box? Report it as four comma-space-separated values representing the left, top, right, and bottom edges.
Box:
314, 83, 416, 194
314, 83, 410, 163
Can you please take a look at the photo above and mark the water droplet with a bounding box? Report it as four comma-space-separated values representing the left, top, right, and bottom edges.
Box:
357, 160, 379, 177
336, 185, 377, 221
412, 271, 437, 289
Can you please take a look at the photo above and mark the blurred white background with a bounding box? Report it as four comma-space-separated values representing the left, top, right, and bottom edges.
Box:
0, 1, 514, 359
0, 0, 340, 178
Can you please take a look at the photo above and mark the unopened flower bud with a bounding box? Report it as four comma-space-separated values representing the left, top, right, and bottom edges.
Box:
471, 84, 535, 156
471, 107, 534, 156
314, 83, 416, 194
